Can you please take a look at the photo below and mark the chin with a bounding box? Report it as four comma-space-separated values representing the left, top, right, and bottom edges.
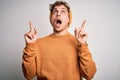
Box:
54, 28, 63, 32
54, 29, 61, 32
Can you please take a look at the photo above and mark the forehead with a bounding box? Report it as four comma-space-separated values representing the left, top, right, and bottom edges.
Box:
53, 5, 68, 10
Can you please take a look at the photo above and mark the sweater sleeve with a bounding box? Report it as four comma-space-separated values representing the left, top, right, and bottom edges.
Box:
22, 42, 39, 80
77, 43, 97, 80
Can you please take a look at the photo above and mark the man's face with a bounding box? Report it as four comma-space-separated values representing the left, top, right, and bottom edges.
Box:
50, 5, 70, 32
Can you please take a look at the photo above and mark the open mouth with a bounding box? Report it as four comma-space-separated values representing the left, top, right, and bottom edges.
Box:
56, 19, 62, 25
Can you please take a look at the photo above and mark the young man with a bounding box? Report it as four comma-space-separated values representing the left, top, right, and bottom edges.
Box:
22, 1, 96, 80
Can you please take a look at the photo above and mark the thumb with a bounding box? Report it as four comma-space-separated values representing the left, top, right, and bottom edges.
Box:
74, 28, 78, 37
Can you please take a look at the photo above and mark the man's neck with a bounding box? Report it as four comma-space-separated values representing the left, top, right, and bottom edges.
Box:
53, 30, 69, 36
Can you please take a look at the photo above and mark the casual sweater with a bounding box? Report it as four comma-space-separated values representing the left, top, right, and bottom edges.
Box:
22, 33, 96, 80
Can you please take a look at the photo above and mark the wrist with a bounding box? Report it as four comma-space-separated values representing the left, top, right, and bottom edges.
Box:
78, 42, 88, 47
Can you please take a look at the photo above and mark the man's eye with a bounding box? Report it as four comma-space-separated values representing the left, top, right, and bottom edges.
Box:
61, 10, 66, 13
52, 10, 58, 14
61, 10, 68, 14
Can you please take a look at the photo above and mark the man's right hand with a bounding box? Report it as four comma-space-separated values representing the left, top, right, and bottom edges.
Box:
24, 21, 38, 44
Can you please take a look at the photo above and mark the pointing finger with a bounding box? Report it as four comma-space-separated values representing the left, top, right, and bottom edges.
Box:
81, 20, 86, 30
29, 21, 34, 31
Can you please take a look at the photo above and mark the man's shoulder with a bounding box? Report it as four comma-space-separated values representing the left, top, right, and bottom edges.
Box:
37, 34, 51, 41
68, 33, 78, 44
68, 33, 76, 39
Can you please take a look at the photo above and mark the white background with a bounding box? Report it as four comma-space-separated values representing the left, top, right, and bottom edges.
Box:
0, 0, 120, 80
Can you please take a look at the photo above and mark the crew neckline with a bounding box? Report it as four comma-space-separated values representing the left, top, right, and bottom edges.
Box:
50, 32, 71, 38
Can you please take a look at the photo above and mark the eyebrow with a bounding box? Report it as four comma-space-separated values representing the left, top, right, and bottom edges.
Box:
61, 8, 68, 11
53, 7, 68, 11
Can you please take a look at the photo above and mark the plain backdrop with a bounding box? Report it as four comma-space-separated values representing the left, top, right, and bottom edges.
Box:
0, 0, 120, 80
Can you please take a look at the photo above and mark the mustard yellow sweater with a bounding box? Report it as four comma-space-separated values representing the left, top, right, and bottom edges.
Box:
22, 33, 96, 80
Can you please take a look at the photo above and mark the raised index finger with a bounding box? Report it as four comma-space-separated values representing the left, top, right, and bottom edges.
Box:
29, 21, 34, 31
81, 20, 86, 30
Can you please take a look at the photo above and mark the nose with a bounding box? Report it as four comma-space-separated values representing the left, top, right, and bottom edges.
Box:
57, 11, 61, 16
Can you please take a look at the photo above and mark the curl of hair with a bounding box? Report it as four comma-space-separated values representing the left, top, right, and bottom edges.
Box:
49, 0, 70, 12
